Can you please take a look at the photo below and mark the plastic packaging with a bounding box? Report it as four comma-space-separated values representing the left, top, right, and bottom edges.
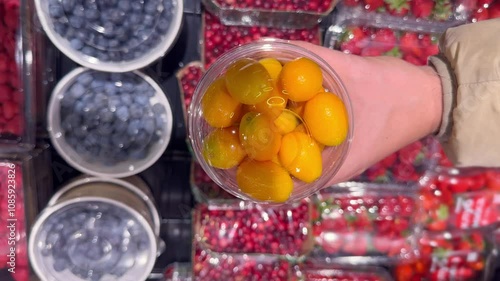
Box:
0, 158, 30, 281
393, 230, 495, 281
29, 176, 163, 281
190, 160, 235, 202
310, 183, 421, 264
324, 18, 442, 66
47, 67, 173, 178
176, 62, 205, 126
292, 263, 394, 281
189, 39, 352, 204
201, 0, 336, 29
193, 199, 312, 255
202, 12, 322, 68
34, 0, 183, 72
192, 243, 290, 281
163, 262, 192, 281
467, 0, 500, 22
335, 0, 469, 29
0, 0, 35, 152
419, 167, 500, 231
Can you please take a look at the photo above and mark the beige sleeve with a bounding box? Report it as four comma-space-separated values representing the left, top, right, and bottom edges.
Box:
428, 19, 500, 167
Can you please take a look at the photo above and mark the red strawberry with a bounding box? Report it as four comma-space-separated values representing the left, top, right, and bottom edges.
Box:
489, 2, 500, 18
371, 28, 397, 52
393, 162, 417, 182
485, 169, 500, 191
472, 7, 490, 21
339, 26, 370, 55
433, 0, 453, 21
399, 141, 424, 165
385, 0, 410, 16
365, 0, 386, 11
365, 163, 390, 182
420, 34, 439, 58
400, 32, 423, 57
440, 175, 471, 193
411, 0, 435, 18
404, 54, 426, 65
380, 153, 398, 167
478, 0, 494, 7
344, 0, 361, 6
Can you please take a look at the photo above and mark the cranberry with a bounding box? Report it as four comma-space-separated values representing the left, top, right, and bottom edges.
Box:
293, 263, 392, 281
419, 167, 500, 231
191, 160, 235, 201
176, 62, 205, 124
214, 0, 334, 13
195, 200, 311, 255
0, 0, 24, 141
312, 189, 418, 260
193, 243, 290, 281
0, 162, 28, 275
203, 12, 321, 68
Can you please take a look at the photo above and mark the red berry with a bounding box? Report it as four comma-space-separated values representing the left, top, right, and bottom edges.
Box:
489, 1, 500, 18
365, 0, 386, 11
400, 32, 423, 58
385, 0, 410, 16
371, 28, 397, 52
411, 0, 435, 18
472, 7, 490, 21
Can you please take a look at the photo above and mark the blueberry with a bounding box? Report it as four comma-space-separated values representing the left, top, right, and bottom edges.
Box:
122, 51, 135, 61
108, 96, 121, 110
155, 115, 166, 128
108, 39, 120, 48
108, 51, 122, 62
53, 22, 67, 36
115, 106, 130, 121
112, 119, 128, 134
127, 119, 141, 136
53, 258, 69, 272
129, 13, 142, 25
83, 132, 98, 147
104, 83, 117, 95
48, 0, 60, 5
126, 38, 140, 49
72, 4, 85, 17
122, 82, 135, 92
134, 95, 149, 107
97, 52, 110, 62
129, 104, 144, 119
69, 37, 84, 50
131, 1, 143, 11
109, 9, 125, 24
145, 1, 159, 14
65, 27, 77, 39
110, 73, 123, 81
73, 125, 88, 137
90, 79, 105, 90
94, 93, 108, 105
70, 267, 89, 279
49, 4, 64, 18
84, 8, 100, 21
97, 122, 114, 136
118, 0, 131, 11
60, 94, 76, 109
70, 82, 86, 98
143, 14, 155, 26
157, 18, 170, 32
120, 93, 132, 104
96, 36, 108, 49
134, 129, 150, 144
111, 133, 130, 148
129, 149, 147, 160
152, 103, 166, 114
81, 46, 96, 57
143, 117, 155, 134
77, 72, 93, 86
62, 0, 75, 13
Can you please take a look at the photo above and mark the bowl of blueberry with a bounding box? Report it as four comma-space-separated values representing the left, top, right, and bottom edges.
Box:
35, 0, 183, 72
48, 67, 173, 178
29, 176, 161, 281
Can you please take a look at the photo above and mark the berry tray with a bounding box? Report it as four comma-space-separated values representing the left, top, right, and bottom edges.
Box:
0, 0, 35, 152
291, 263, 394, 281
393, 230, 496, 281
193, 199, 313, 256
201, 11, 322, 69
419, 167, 500, 231
201, 0, 336, 29
310, 183, 421, 264
176, 61, 205, 127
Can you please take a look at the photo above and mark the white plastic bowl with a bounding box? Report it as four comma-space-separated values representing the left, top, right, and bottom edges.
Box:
35, 0, 184, 72
48, 67, 173, 178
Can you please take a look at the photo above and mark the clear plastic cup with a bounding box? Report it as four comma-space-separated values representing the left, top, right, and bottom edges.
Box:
188, 39, 353, 204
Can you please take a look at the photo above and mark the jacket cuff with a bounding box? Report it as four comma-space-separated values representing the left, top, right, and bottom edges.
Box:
428, 54, 456, 141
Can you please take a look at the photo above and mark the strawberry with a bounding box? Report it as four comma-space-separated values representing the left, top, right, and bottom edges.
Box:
385, 0, 410, 16
365, 0, 386, 11
411, 0, 435, 18
398, 141, 424, 165
365, 163, 390, 182
404, 54, 425, 65
344, 0, 361, 6
339, 26, 369, 55
372, 28, 397, 51
478, 0, 494, 7
440, 175, 471, 193
393, 162, 418, 181
420, 34, 439, 58
433, 0, 453, 20
472, 7, 490, 21
485, 169, 500, 191
380, 152, 397, 167
400, 32, 423, 57
489, 2, 500, 18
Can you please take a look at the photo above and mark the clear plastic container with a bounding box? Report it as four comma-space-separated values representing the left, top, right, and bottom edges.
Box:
325, 18, 443, 66
202, 12, 322, 68
193, 199, 312, 256
201, 0, 336, 29
292, 263, 394, 281
29, 176, 163, 281
0, 157, 30, 280
419, 167, 500, 231
190, 160, 236, 202
176, 61, 205, 126
47, 67, 173, 178
34, 0, 184, 72
0, 0, 35, 152
394, 230, 495, 281
310, 183, 421, 264
192, 242, 291, 281
189, 39, 353, 204
335, 0, 469, 28
163, 262, 192, 281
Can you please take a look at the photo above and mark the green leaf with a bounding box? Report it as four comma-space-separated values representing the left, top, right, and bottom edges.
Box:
414, 151, 425, 165
433, 247, 449, 259
437, 204, 449, 220
384, 47, 402, 58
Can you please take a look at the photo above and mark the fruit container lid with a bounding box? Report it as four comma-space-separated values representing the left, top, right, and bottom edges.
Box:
193, 199, 313, 257
47, 67, 173, 178
310, 182, 421, 265
201, 0, 337, 29
29, 198, 158, 281
163, 262, 192, 281
418, 167, 500, 231
291, 262, 394, 281
0, 0, 36, 152
189, 160, 236, 203
34, 0, 184, 72
201, 11, 322, 69
333, 0, 470, 33
192, 241, 291, 281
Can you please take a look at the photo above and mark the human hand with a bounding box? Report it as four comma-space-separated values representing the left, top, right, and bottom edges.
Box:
290, 41, 443, 186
